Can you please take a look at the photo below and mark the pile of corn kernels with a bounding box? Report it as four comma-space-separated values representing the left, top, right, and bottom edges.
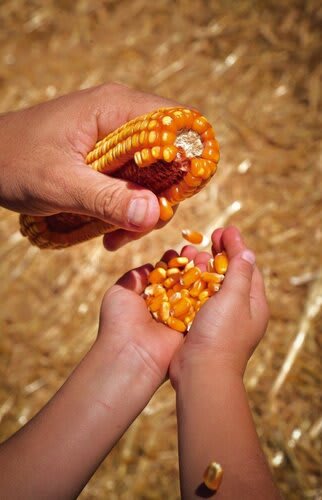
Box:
143, 231, 228, 333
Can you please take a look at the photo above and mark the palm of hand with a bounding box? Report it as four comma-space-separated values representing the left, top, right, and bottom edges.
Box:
97, 266, 183, 385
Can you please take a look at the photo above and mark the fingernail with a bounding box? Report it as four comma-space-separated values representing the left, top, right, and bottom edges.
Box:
241, 249, 256, 265
127, 198, 149, 226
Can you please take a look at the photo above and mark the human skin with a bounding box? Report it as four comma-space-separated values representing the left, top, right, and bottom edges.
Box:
0, 260, 184, 499
169, 226, 281, 499
0, 227, 280, 499
0, 82, 178, 250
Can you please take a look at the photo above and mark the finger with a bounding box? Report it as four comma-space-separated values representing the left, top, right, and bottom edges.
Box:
161, 249, 179, 263
63, 165, 160, 231
180, 245, 198, 261
195, 251, 212, 271
92, 83, 179, 140
103, 228, 149, 251
221, 226, 245, 259
116, 264, 154, 294
250, 265, 269, 313
211, 227, 224, 254
102, 206, 179, 251
222, 249, 256, 300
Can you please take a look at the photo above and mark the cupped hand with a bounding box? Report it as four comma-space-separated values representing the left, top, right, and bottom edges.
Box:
95, 252, 184, 388
0, 83, 177, 249
170, 226, 270, 384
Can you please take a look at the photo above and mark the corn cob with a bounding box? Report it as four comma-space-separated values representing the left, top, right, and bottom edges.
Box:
20, 107, 219, 249
143, 251, 228, 333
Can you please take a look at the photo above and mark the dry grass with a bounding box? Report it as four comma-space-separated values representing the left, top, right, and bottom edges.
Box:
0, 1, 321, 498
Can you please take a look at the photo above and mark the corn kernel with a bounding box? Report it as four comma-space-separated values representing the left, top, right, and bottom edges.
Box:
159, 197, 174, 221
189, 279, 206, 297
159, 302, 170, 322
167, 317, 186, 333
201, 272, 224, 283
149, 267, 167, 284
181, 267, 201, 287
203, 462, 223, 491
168, 257, 189, 268
214, 252, 228, 274
172, 298, 191, 318
182, 229, 204, 245
149, 295, 164, 312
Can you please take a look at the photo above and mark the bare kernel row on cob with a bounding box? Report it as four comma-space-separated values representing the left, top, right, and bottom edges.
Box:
143, 252, 228, 333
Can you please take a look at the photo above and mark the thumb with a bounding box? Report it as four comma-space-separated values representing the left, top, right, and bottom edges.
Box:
222, 249, 256, 298
63, 166, 160, 231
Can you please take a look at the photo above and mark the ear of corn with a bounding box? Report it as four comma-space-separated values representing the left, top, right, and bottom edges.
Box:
19, 107, 219, 249
143, 251, 228, 333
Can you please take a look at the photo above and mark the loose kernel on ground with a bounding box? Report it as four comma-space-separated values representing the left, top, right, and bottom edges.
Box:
144, 252, 228, 333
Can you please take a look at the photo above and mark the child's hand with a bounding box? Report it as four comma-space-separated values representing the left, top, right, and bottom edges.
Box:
0, 83, 177, 250
0, 256, 184, 500
95, 254, 184, 388
170, 226, 269, 383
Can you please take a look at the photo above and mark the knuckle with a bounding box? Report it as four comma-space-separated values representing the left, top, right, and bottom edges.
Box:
92, 182, 124, 222
96, 81, 129, 97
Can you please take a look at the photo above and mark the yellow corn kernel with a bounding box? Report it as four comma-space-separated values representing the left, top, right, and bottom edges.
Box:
184, 172, 203, 187
163, 145, 178, 162
208, 282, 221, 294
167, 317, 186, 333
201, 272, 224, 283
199, 290, 210, 302
214, 252, 228, 274
201, 127, 215, 141
159, 302, 170, 322
189, 279, 206, 297
161, 130, 176, 145
203, 462, 223, 491
144, 284, 166, 297
151, 145, 162, 159
164, 275, 180, 288
167, 267, 180, 277
203, 139, 220, 162
195, 300, 201, 312
149, 267, 167, 284
182, 229, 204, 245
181, 266, 201, 287
169, 291, 182, 305
168, 256, 189, 268
159, 197, 174, 221
184, 313, 195, 325
172, 297, 191, 318
149, 294, 164, 312
184, 260, 195, 272
192, 115, 210, 134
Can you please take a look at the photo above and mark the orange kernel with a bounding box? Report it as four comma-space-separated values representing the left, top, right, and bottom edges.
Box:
159, 197, 174, 221
182, 229, 204, 244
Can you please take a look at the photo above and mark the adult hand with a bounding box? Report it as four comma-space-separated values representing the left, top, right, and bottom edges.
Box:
0, 83, 177, 249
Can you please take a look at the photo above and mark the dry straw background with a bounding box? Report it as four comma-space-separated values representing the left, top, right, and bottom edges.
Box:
0, 0, 321, 498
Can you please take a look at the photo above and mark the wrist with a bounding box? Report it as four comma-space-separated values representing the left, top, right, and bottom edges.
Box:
170, 344, 245, 392
89, 336, 164, 402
